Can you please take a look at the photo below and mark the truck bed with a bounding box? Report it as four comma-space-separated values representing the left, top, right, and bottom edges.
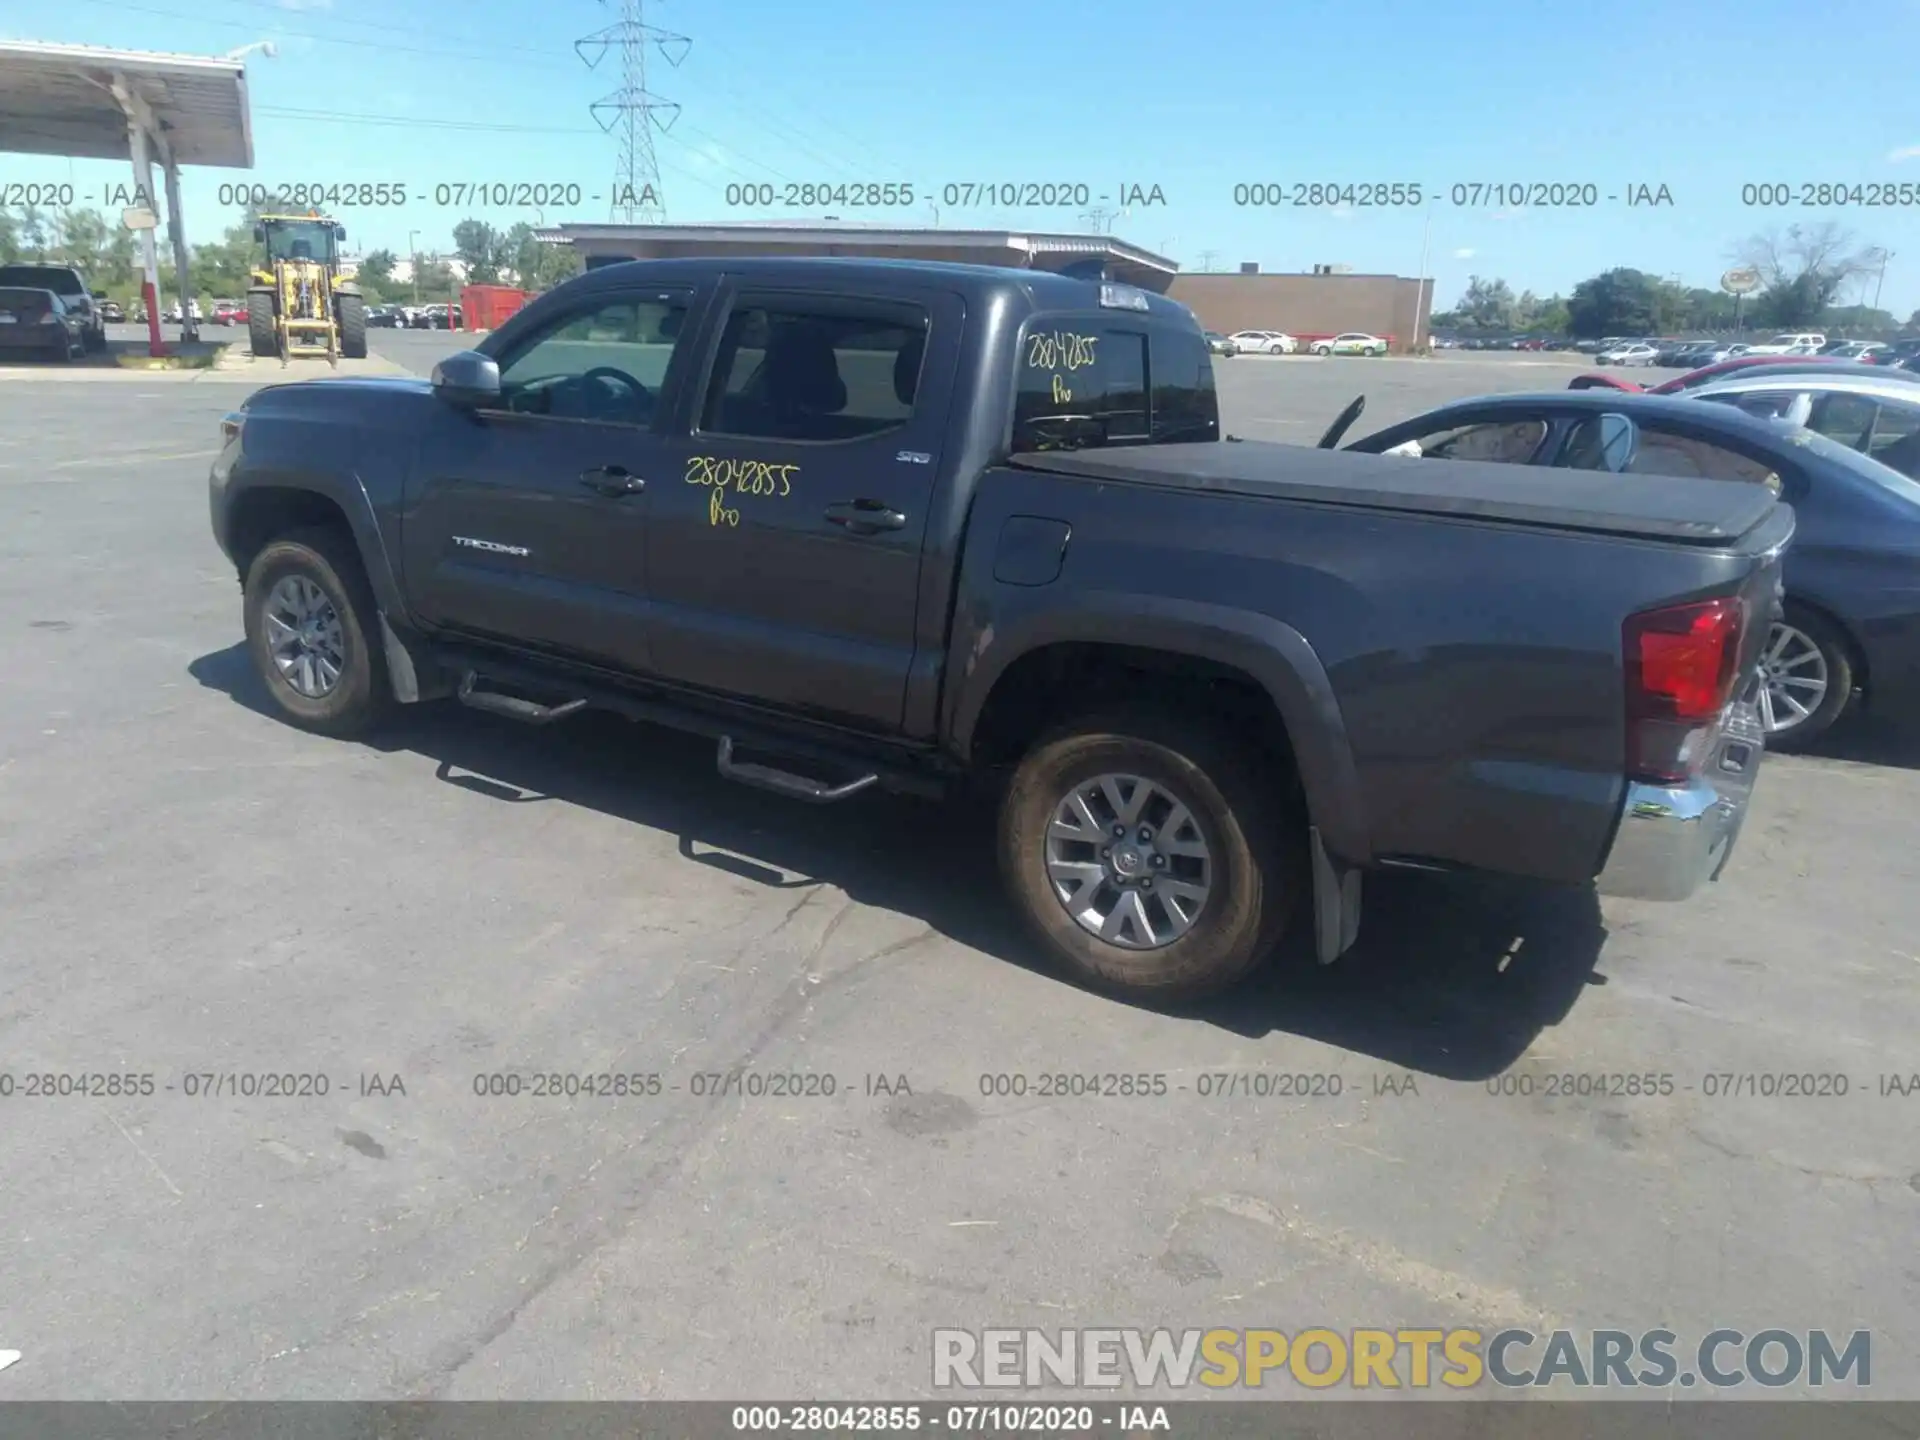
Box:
1010, 440, 1781, 546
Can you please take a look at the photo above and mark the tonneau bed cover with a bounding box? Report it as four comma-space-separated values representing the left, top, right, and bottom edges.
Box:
1011, 440, 1782, 546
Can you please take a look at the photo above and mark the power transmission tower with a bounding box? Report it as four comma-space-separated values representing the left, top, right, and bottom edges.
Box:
577, 0, 691, 223
1198, 249, 1220, 272
1080, 206, 1116, 234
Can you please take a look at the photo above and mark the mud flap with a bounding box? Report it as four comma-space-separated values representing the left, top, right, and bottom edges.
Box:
1309, 825, 1363, 965
379, 613, 454, 704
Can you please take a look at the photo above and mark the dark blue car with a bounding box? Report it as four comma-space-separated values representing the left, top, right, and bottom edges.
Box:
1317, 390, 1920, 748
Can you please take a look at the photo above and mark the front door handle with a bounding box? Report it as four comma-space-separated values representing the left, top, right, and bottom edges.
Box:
823, 499, 906, 534
580, 465, 645, 497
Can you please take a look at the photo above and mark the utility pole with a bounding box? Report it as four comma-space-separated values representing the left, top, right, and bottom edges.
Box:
1080, 206, 1115, 235
1872, 249, 1894, 313
408, 229, 420, 305
1198, 249, 1219, 273
577, 0, 690, 223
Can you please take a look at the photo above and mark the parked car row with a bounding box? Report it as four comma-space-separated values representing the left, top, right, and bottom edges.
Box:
0, 263, 108, 354
366, 303, 466, 330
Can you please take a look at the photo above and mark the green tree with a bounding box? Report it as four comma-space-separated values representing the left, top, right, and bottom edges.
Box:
351, 248, 404, 304
1455, 275, 1517, 332
502, 222, 581, 292
413, 255, 458, 300
451, 218, 510, 284
1566, 268, 1678, 337
1734, 223, 1877, 329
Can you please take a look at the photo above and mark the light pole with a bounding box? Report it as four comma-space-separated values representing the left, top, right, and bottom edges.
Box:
408, 229, 420, 305
1872, 250, 1895, 314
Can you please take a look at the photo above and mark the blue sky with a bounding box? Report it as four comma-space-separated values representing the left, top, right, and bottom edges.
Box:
10, 0, 1920, 313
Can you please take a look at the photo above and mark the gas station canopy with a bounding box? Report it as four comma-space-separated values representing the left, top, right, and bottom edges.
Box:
0, 39, 252, 167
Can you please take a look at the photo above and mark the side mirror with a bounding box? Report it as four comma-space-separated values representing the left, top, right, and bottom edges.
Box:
253, 224, 266, 244
432, 350, 501, 409
335, 225, 347, 241
1566, 413, 1639, 472
91, 290, 107, 300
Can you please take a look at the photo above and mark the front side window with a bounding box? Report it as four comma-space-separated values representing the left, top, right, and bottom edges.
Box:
496, 291, 690, 426
1812, 393, 1880, 449
699, 299, 927, 443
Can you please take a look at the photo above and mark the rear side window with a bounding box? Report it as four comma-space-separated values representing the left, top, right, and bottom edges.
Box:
700, 298, 927, 444
1012, 320, 1217, 452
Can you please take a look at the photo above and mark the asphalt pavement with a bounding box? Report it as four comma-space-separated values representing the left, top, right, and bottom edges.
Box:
0, 354, 1915, 1402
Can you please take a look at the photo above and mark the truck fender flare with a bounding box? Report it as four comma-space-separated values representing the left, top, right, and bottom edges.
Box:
951, 593, 1372, 864
228, 463, 407, 626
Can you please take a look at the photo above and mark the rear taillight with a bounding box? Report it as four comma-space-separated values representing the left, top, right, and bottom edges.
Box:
1624, 596, 1746, 784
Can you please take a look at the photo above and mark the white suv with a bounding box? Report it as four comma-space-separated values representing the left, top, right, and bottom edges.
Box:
1741, 332, 1827, 357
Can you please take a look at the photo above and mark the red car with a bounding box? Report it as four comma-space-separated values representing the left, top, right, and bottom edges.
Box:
1568, 353, 1854, 395
210, 300, 241, 327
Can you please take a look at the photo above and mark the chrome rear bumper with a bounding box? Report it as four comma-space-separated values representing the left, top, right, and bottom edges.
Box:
1596, 701, 1765, 902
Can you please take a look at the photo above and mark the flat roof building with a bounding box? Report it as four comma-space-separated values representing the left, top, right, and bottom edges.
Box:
532, 223, 1433, 350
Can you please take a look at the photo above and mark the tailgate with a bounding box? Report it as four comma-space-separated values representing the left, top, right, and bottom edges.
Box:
1726, 500, 1795, 688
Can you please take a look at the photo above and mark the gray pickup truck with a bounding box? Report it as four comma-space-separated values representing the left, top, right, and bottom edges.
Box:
209, 257, 1789, 1000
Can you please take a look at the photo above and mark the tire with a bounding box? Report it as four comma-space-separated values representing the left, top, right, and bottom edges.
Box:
336, 292, 368, 359
1311, 344, 1330, 356
242, 527, 391, 739
998, 709, 1304, 1002
84, 323, 106, 353
247, 290, 276, 358
1755, 603, 1855, 751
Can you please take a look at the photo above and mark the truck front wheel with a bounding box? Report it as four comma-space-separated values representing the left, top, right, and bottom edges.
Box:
242, 527, 391, 738
998, 711, 1303, 1001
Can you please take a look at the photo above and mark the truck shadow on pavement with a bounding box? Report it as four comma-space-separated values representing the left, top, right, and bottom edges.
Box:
193, 645, 1612, 1081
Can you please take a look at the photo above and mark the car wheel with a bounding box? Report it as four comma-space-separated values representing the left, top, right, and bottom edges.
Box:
242, 527, 392, 739
998, 709, 1304, 1002
1311, 344, 1330, 356
1753, 605, 1855, 750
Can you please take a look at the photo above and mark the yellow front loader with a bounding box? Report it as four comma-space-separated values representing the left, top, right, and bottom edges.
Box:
246, 212, 368, 365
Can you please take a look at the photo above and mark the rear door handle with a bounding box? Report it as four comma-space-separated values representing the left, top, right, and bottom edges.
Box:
579, 465, 645, 497
823, 499, 906, 533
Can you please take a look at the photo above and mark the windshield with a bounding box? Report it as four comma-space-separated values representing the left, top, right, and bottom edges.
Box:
264, 221, 339, 264
0, 265, 82, 295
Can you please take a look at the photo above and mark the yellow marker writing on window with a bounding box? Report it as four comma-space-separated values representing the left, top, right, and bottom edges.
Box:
1025, 331, 1099, 371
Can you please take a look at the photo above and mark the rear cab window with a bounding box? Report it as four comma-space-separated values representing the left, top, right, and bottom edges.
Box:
1011, 311, 1218, 453
0, 266, 84, 297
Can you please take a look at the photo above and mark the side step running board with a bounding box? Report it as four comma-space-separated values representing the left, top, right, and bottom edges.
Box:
456, 671, 587, 725
716, 736, 878, 804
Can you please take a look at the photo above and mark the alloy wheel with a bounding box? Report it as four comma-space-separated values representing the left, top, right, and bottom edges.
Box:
1044, 772, 1214, 949
1755, 622, 1829, 735
263, 574, 346, 699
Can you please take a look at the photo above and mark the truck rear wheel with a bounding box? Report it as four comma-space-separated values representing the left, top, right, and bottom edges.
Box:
242, 527, 391, 738
336, 292, 368, 359
247, 290, 276, 358
998, 710, 1303, 1001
